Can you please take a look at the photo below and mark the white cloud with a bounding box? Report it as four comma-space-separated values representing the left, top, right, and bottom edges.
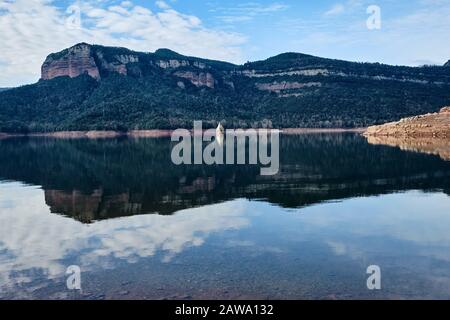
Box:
299, 191, 450, 263
0, 0, 246, 87
155, 0, 170, 10
324, 3, 345, 16
120, 1, 133, 8
323, 0, 364, 17
214, 2, 288, 24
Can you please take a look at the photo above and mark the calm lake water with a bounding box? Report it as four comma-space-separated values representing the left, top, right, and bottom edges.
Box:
1, 133, 450, 299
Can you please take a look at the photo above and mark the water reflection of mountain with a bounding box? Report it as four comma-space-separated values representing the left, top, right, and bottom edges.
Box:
0, 134, 449, 223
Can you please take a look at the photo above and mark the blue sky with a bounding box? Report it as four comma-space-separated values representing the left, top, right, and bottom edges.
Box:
1, 0, 450, 87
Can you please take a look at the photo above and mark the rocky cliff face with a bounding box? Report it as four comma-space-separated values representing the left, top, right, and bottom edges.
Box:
255, 81, 321, 93
41, 43, 101, 80
41, 43, 145, 80
40, 43, 224, 88
173, 71, 216, 88
95, 51, 140, 76
156, 59, 206, 69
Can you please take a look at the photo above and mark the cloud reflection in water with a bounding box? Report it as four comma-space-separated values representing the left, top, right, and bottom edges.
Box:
0, 182, 250, 291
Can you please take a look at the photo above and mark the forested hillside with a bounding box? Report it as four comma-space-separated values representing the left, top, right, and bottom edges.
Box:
1, 43, 449, 132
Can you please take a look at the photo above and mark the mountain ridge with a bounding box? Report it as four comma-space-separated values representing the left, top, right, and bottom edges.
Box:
1, 42, 450, 132
40, 43, 450, 83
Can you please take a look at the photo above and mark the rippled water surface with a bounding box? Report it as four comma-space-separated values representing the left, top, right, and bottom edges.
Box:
0, 133, 449, 299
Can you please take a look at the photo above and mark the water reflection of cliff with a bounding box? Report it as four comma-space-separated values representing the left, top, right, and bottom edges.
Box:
44, 190, 142, 223
1, 134, 449, 223
366, 136, 450, 161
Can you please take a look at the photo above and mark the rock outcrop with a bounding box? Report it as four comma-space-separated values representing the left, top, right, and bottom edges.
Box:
95, 51, 140, 76
256, 81, 321, 93
364, 107, 450, 138
41, 43, 145, 80
41, 43, 101, 80
364, 107, 450, 161
156, 59, 206, 69
173, 71, 215, 89
444, 60, 450, 67
40, 43, 221, 89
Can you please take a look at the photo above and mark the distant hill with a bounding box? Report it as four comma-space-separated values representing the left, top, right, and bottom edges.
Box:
1, 42, 450, 133
0, 88, 11, 92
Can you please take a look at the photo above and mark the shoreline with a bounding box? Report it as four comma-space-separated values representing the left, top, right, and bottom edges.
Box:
282, 128, 366, 134
0, 128, 367, 139
0, 130, 173, 139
